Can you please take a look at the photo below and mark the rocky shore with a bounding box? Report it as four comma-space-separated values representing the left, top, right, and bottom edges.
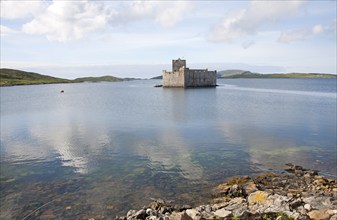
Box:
116, 164, 337, 220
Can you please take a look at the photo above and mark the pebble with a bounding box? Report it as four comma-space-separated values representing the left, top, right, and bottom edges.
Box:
304, 203, 311, 211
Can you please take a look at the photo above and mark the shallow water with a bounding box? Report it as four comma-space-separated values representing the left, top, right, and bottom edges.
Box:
1, 78, 336, 219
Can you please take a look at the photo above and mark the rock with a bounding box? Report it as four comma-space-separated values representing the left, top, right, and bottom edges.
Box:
308, 210, 330, 220
204, 205, 211, 213
127, 210, 136, 218
295, 169, 304, 176
247, 191, 269, 205
303, 196, 334, 210
185, 209, 200, 220
245, 181, 258, 194
327, 210, 337, 215
169, 211, 192, 220
297, 206, 307, 215
330, 214, 337, 220
146, 208, 153, 215
304, 204, 311, 211
118, 165, 337, 220
228, 184, 246, 198
290, 198, 303, 210
213, 208, 232, 218
135, 209, 146, 219
181, 205, 192, 211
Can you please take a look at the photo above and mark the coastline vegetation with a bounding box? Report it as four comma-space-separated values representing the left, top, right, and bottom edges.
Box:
0, 68, 130, 87
0, 68, 71, 86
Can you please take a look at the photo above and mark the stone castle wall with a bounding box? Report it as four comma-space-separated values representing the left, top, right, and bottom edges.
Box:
184, 68, 217, 87
163, 59, 216, 88
162, 68, 185, 87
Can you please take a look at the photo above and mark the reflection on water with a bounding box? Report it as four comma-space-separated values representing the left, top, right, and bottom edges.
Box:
0, 79, 336, 219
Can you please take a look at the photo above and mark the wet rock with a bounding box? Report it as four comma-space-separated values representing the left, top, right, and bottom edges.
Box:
245, 180, 258, 194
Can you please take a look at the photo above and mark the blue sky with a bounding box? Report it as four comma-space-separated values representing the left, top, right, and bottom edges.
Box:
1, 0, 336, 79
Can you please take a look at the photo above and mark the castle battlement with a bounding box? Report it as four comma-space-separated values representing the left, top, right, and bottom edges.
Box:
162, 59, 217, 88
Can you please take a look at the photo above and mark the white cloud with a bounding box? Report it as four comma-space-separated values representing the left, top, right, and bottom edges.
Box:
20, 1, 192, 42
278, 24, 325, 43
242, 40, 255, 49
208, 0, 305, 42
119, 1, 192, 27
22, 1, 115, 42
155, 1, 191, 28
0, 25, 17, 36
0, 0, 45, 19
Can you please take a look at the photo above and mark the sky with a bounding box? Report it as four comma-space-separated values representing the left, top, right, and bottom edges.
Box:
1, 0, 336, 79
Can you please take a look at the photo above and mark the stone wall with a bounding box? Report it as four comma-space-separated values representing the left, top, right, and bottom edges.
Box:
162, 59, 217, 88
184, 68, 217, 87
172, 59, 186, 72
162, 68, 185, 87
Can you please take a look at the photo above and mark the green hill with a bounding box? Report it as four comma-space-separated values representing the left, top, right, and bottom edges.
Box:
0, 68, 71, 86
74, 75, 124, 83
217, 69, 252, 78
219, 71, 337, 79
151, 75, 163, 79
0, 68, 133, 86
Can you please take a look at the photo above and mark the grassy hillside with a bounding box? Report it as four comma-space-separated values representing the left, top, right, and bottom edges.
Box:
0, 68, 71, 86
74, 75, 124, 83
217, 69, 251, 78
0, 68, 133, 86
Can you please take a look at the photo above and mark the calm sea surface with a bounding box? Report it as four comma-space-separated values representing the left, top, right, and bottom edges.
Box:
1, 78, 336, 219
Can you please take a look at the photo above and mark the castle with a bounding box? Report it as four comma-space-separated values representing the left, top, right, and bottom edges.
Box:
162, 59, 217, 88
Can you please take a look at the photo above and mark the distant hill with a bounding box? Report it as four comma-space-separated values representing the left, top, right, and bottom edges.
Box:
0, 68, 135, 86
74, 75, 124, 83
151, 75, 163, 79
0, 68, 71, 86
152, 70, 336, 79
217, 69, 252, 78
220, 71, 337, 79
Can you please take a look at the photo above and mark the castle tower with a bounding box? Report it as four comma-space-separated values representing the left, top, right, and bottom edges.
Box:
172, 59, 186, 72
163, 58, 216, 88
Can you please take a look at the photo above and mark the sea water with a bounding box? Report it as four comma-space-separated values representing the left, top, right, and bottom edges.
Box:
1, 78, 336, 218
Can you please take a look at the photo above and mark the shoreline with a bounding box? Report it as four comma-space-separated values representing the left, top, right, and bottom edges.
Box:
117, 164, 337, 220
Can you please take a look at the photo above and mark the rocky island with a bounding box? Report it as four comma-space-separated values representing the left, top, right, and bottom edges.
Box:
117, 164, 336, 220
